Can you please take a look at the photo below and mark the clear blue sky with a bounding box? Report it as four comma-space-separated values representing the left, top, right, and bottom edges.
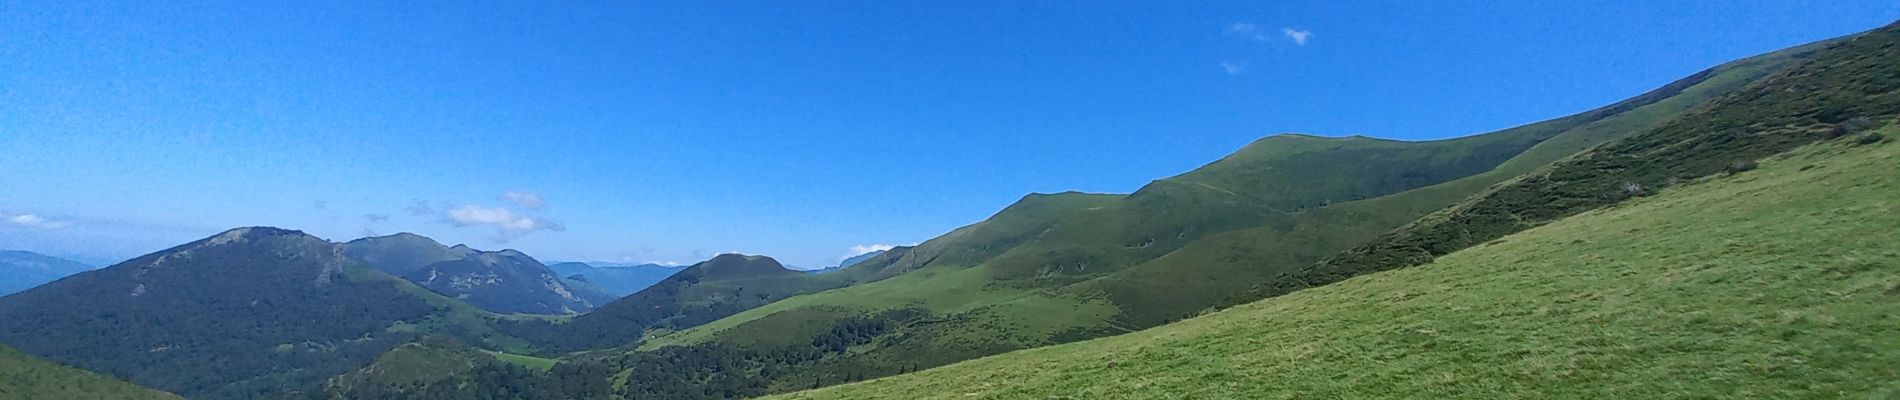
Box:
3, 1, 1896, 267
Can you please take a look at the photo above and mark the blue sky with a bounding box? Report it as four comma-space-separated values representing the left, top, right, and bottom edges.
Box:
3, 1, 1896, 267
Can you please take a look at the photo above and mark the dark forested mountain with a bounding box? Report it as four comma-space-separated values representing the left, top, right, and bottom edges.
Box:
0, 343, 182, 400
341, 233, 475, 276
546, 261, 685, 297
344, 233, 597, 314
501, 253, 869, 353
405, 249, 595, 314
0, 250, 94, 296
0, 227, 526, 400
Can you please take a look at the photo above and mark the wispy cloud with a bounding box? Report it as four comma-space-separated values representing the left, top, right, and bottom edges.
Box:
404, 200, 435, 216
1282, 28, 1312, 46
0, 210, 74, 229
1223, 23, 1271, 41
1220, 61, 1248, 75
445, 204, 565, 239
441, 193, 565, 241
1225, 22, 1313, 46
500, 191, 546, 210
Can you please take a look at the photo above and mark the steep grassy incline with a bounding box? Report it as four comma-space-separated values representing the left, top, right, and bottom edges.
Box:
0, 344, 182, 400
1080, 38, 1828, 326
772, 132, 1900, 399
1231, 21, 1900, 308
589, 32, 1830, 397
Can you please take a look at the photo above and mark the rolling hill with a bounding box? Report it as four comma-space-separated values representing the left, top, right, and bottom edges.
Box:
0, 343, 182, 400
770, 128, 1899, 399
0, 227, 532, 400
576, 25, 1837, 397
0, 250, 94, 296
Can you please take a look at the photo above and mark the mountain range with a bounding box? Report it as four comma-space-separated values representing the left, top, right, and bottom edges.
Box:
344, 233, 604, 314
0, 250, 94, 296
0, 20, 1894, 400
547, 261, 687, 298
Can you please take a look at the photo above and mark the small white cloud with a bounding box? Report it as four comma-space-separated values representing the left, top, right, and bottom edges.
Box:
444, 204, 564, 241
844, 244, 896, 260
1224, 22, 1271, 42
500, 191, 546, 210
1220, 61, 1248, 75
1, 212, 74, 229
1282, 28, 1312, 46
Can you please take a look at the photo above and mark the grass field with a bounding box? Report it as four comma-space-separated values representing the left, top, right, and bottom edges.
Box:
0, 344, 181, 400
770, 136, 1899, 399
484, 350, 559, 371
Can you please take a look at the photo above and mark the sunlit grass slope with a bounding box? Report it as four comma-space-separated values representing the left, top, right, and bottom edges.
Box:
773, 137, 1900, 399
0, 344, 181, 400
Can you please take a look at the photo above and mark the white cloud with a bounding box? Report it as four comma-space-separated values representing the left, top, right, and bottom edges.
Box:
1, 212, 74, 229
444, 204, 564, 240
844, 244, 896, 260
1220, 61, 1248, 75
500, 191, 546, 210
1224, 22, 1271, 41
1282, 28, 1312, 46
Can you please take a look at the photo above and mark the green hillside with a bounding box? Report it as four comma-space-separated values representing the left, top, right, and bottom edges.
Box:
583, 27, 1827, 397
771, 127, 1900, 399
316, 337, 611, 400
1230, 20, 1899, 308
0, 343, 181, 400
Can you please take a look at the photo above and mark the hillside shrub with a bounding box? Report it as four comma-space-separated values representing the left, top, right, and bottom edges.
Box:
1857, 132, 1886, 146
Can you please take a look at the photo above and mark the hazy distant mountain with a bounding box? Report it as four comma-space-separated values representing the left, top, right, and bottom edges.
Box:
0, 227, 527, 400
546, 261, 685, 298
344, 233, 598, 314
0, 250, 94, 296
405, 249, 595, 314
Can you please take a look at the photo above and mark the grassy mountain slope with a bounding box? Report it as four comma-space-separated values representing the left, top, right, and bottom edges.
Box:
1231, 21, 1900, 308
0, 228, 531, 400
772, 131, 1900, 399
0, 343, 182, 400
1083, 38, 1830, 326
600, 32, 1822, 396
